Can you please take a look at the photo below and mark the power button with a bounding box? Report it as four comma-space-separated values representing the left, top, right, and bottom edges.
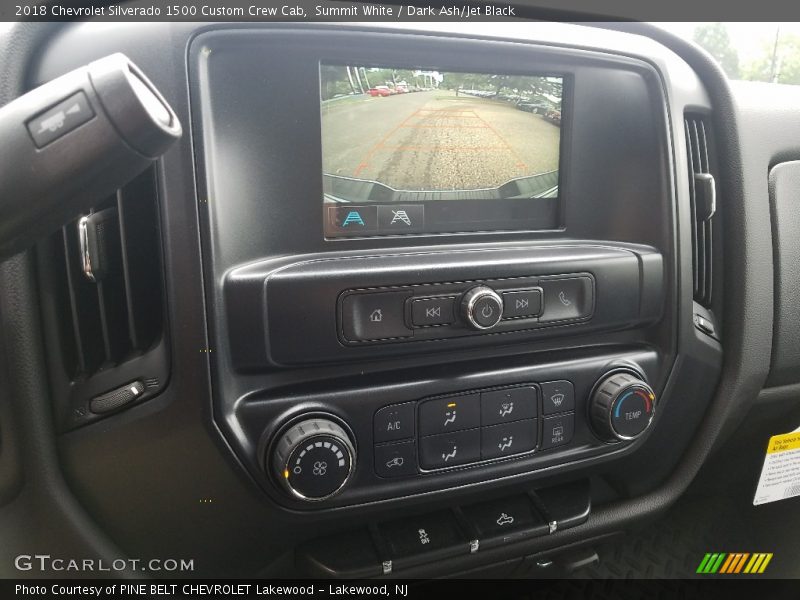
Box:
461, 286, 503, 330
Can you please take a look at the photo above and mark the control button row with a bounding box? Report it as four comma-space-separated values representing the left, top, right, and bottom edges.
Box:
339, 275, 593, 343
418, 415, 574, 470
296, 482, 591, 577
411, 287, 543, 329
419, 387, 536, 436
327, 204, 425, 235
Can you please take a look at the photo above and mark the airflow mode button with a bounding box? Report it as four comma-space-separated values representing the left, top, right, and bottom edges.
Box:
419, 395, 479, 436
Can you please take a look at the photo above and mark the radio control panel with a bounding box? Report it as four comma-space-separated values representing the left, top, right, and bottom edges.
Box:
225, 244, 663, 367
339, 274, 593, 344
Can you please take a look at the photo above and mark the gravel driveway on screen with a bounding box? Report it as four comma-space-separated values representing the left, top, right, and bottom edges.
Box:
321, 89, 560, 191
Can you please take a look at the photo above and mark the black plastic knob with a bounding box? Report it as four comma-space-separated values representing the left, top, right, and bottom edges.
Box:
271, 417, 355, 501
461, 285, 503, 330
590, 372, 656, 441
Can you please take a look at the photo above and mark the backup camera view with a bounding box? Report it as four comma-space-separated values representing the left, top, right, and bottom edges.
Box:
321, 64, 563, 236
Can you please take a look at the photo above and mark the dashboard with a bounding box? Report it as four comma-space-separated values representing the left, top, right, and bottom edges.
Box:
0, 19, 796, 580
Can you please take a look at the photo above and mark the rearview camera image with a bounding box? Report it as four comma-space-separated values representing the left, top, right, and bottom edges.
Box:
320, 63, 563, 237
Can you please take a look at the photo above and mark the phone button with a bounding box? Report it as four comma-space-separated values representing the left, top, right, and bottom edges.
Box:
539, 276, 593, 323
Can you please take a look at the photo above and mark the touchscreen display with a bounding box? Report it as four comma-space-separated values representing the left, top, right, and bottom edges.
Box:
321, 64, 563, 237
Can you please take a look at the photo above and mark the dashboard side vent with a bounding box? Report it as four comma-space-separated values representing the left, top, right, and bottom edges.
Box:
684, 115, 716, 307
37, 166, 169, 429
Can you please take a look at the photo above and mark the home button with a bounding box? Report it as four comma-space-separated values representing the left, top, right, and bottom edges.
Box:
341, 291, 413, 341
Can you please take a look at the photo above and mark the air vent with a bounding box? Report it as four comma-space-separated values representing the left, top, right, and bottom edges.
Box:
37, 166, 169, 429
684, 115, 716, 307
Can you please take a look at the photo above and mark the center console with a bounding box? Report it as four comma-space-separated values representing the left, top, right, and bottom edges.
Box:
187, 24, 719, 576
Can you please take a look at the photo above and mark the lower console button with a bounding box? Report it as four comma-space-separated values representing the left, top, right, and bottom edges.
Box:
374, 440, 417, 478
379, 510, 468, 569
462, 495, 548, 549
535, 480, 591, 531
481, 419, 537, 459
418, 429, 480, 469
296, 528, 382, 578
541, 413, 575, 449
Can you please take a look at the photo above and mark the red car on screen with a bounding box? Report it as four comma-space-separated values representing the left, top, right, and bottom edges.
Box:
368, 85, 393, 97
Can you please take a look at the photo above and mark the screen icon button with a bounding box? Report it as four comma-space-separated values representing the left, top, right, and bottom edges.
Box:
377, 204, 424, 233
327, 205, 378, 235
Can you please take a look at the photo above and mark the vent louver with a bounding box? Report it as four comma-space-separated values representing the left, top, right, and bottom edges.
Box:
38, 166, 169, 429
684, 115, 716, 307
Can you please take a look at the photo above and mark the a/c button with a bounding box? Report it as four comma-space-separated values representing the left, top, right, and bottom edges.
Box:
374, 403, 415, 443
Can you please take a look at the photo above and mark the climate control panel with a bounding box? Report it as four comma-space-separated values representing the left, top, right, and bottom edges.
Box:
263, 364, 658, 505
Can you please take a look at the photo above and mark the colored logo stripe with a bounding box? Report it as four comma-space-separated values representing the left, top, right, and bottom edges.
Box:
698, 553, 773, 574
744, 553, 773, 574
697, 553, 726, 573
719, 553, 749, 573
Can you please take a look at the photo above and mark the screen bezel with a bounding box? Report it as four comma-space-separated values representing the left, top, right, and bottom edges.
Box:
319, 61, 572, 240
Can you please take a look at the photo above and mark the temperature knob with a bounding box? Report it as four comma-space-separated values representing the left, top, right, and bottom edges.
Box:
461, 285, 503, 330
271, 417, 356, 501
590, 372, 656, 441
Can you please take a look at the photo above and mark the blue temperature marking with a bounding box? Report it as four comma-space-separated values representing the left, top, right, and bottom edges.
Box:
614, 391, 635, 419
